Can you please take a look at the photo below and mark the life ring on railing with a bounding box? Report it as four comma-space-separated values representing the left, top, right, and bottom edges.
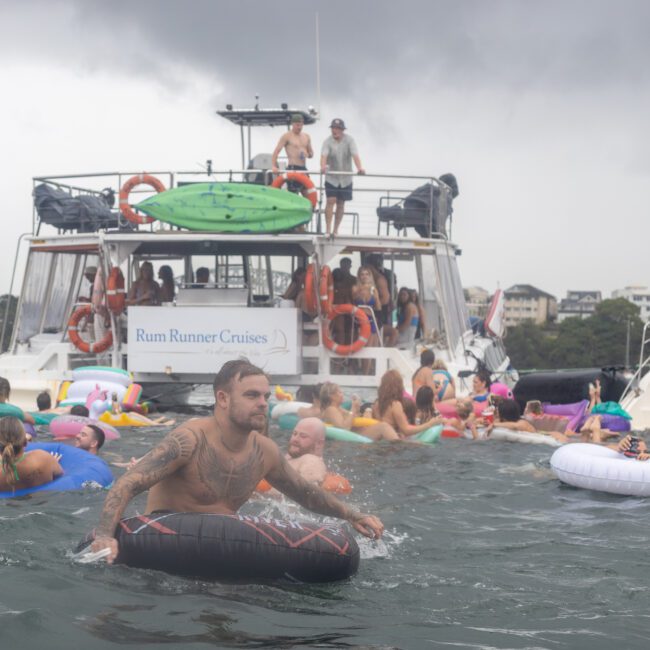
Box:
106, 267, 126, 314
67, 305, 113, 354
319, 265, 334, 314
322, 304, 371, 355
303, 263, 318, 313
271, 172, 317, 208
119, 174, 166, 225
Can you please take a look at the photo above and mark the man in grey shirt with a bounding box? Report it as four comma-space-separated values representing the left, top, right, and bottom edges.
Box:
320, 118, 365, 235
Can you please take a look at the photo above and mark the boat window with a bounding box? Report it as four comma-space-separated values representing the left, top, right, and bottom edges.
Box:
42, 253, 82, 332
436, 250, 470, 350
15, 251, 54, 343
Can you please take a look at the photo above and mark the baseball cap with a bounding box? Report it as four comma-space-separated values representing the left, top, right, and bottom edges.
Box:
329, 118, 346, 129
291, 113, 304, 123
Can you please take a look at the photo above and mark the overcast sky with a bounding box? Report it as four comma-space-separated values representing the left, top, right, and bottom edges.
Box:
1, 0, 648, 299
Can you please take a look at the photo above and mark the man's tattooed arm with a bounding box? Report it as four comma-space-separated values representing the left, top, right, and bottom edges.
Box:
95, 428, 198, 538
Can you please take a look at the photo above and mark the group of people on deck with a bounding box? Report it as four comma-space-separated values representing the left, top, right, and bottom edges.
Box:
282, 255, 427, 369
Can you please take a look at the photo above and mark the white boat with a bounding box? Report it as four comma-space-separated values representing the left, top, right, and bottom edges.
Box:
620, 320, 650, 429
0, 105, 516, 409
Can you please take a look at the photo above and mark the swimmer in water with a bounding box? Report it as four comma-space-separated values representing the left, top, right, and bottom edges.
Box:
0, 417, 63, 492
91, 360, 384, 563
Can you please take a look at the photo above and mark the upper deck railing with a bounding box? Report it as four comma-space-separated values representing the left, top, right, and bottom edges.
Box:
31, 169, 457, 242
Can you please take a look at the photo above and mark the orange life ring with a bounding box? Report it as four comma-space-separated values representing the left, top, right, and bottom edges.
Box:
303, 263, 318, 313
67, 305, 113, 354
322, 304, 371, 355
256, 473, 351, 494
106, 267, 126, 314
271, 172, 317, 208
321, 473, 352, 494
119, 174, 166, 225
319, 265, 334, 314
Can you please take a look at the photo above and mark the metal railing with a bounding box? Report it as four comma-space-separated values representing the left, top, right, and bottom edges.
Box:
31, 169, 454, 241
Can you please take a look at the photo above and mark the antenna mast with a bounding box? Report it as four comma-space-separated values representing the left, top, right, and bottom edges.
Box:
315, 13, 321, 115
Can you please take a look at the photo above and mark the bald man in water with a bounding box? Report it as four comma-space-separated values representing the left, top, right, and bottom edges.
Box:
286, 417, 327, 485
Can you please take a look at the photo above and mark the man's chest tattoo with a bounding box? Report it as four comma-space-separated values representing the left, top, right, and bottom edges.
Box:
194, 436, 264, 504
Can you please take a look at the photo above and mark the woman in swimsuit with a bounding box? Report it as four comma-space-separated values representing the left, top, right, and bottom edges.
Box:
386, 287, 419, 348
432, 359, 456, 402
471, 369, 492, 405
127, 261, 161, 306
374, 370, 442, 439
0, 417, 63, 493
353, 266, 382, 374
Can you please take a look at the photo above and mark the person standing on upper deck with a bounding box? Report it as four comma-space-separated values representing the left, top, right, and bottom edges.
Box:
271, 114, 314, 191
320, 119, 365, 236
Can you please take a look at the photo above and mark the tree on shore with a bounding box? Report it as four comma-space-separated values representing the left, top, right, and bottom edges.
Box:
505, 298, 644, 370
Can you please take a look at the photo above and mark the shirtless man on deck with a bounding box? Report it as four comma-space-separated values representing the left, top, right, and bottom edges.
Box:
91, 360, 383, 563
271, 113, 314, 181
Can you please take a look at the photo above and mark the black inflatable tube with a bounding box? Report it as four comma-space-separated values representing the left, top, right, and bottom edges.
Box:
77, 512, 360, 583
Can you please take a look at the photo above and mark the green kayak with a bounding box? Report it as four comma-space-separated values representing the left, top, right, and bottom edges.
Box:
135, 182, 313, 233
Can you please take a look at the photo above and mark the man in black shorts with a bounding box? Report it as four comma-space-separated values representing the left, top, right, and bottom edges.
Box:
320, 119, 365, 235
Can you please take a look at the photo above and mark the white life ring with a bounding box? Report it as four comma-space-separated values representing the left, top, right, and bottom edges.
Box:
551, 443, 650, 496
270, 401, 312, 420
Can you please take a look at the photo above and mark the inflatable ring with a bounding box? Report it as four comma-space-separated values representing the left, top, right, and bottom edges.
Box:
50, 414, 120, 440
319, 265, 334, 314
76, 512, 359, 582
0, 442, 113, 498
303, 263, 318, 313
275, 385, 294, 402
256, 473, 352, 495
106, 267, 126, 314
322, 304, 371, 355
119, 173, 166, 225
68, 305, 113, 354
551, 442, 650, 496
271, 172, 317, 208
99, 411, 150, 427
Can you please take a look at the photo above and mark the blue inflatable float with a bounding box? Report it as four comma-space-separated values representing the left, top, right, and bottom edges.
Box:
0, 441, 113, 498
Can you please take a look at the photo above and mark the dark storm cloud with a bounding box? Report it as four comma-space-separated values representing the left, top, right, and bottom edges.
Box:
4, 0, 650, 105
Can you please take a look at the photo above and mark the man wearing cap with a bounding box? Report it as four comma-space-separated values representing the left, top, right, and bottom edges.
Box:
271, 113, 314, 193
320, 119, 365, 235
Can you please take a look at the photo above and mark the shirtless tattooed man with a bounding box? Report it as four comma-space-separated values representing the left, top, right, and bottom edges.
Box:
91, 359, 383, 563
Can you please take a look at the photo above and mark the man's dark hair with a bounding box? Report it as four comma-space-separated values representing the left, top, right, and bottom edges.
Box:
36, 391, 52, 411
497, 398, 521, 423
213, 359, 268, 393
70, 405, 90, 417
87, 424, 106, 450
420, 349, 435, 367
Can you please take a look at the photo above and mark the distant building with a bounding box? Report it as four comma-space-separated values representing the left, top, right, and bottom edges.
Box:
503, 284, 557, 327
612, 286, 650, 321
557, 290, 602, 322
464, 286, 490, 319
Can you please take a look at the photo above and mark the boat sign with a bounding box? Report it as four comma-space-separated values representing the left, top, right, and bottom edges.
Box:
127, 307, 300, 374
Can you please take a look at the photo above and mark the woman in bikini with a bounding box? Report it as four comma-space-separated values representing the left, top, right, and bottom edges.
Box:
0, 417, 63, 493
374, 370, 442, 439
353, 266, 382, 374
